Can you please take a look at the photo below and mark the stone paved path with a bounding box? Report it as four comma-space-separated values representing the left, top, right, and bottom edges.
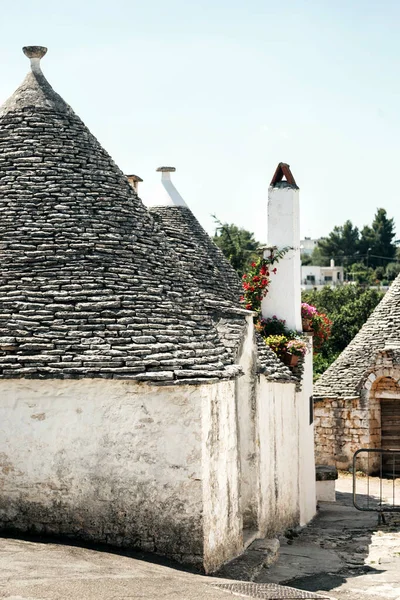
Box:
256, 474, 400, 600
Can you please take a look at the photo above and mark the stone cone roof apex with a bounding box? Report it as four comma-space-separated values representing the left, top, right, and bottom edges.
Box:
0, 46, 73, 117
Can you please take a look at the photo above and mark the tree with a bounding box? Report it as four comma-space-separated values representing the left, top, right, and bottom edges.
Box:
385, 262, 400, 281
359, 208, 396, 268
302, 285, 384, 378
309, 246, 330, 266
212, 217, 260, 275
317, 220, 360, 267
348, 262, 374, 285
301, 253, 312, 266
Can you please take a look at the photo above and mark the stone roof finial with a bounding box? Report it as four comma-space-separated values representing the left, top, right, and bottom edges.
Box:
156, 166, 176, 173
22, 46, 47, 74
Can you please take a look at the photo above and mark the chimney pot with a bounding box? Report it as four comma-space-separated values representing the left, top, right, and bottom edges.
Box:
126, 174, 143, 192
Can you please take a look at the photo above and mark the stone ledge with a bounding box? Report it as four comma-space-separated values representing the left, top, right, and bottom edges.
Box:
316, 465, 338, 481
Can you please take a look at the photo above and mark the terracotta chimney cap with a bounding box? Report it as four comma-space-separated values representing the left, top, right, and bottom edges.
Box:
270, 162, 299, 189
23, 46, 47, 59
156, 166, 176, 173
126, 174, 143, 182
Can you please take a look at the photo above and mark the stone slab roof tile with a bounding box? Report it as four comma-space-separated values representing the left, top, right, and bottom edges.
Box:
149, 205, 242, 305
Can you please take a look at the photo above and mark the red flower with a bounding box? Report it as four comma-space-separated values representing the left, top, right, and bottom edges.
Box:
251, 262, 257, 268
245, 303, 252, 310
253, 275, 260, 282
272, 268, 277, 274
260, 266, 267, 275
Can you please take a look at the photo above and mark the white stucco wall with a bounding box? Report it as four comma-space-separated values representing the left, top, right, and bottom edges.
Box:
235, 314, 258, 533
262, 185, 302, 332
0, 379, 206, 564
296, 338, 317, 525
257, 377, 300, 535
202, 379, 242, 573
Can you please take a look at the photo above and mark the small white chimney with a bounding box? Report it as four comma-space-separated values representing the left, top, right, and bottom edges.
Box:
261, 163, 302, 332
330, 259, 335, 268
126, 174, 143, 192
142, 166, 188, 208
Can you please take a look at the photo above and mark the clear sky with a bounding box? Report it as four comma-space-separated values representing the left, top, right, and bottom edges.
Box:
1, 0, 399, 243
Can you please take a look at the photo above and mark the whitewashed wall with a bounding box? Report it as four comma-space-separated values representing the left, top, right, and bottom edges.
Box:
235, 314, 258, 532
201, 379, 242, 573
297, 337, 317, 525
257, 377, 300, 534
0, 379, 206, 564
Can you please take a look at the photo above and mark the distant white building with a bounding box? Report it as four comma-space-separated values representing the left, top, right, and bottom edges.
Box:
300, 237, 320, 256
301, 260, 344, 290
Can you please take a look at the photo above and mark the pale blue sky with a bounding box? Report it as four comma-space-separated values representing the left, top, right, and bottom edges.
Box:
1, 1, 399, 243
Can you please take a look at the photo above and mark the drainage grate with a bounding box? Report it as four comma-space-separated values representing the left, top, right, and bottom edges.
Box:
213, 582, 332, 599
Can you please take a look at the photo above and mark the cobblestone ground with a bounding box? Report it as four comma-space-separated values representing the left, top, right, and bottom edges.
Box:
257, 474, 400, 600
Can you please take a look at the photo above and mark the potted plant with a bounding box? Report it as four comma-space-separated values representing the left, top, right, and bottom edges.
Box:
283, 338, 308, 368
301, 303, 317, 332
264, 334, 288, 360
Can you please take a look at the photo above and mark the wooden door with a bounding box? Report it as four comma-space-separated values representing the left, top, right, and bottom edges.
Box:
381, 399, 400, 475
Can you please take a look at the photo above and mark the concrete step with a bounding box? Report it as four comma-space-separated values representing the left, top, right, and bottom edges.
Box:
215, 538, 280, 581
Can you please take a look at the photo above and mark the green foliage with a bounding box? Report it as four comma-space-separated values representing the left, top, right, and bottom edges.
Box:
385, 262, 400, 281
317, 220, 359, 267
310, 209, 397, 271
301, 253, 312, 266
348, 262, 374, 285
359, 208, 396, 268
302, 285, 384, 377
309, 246, 330, 266
212, 216, 260, 275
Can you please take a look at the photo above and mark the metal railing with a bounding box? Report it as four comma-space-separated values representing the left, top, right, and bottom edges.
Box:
353, 448, 400, 524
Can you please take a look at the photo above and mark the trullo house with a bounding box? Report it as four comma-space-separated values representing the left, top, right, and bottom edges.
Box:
314, 278, 400, 475
0, 46, 315, 573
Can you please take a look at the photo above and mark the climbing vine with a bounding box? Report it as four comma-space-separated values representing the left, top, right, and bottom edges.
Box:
241, 246, 291, 312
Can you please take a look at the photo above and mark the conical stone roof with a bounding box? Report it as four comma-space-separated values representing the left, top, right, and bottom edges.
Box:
147, 168, 242, 307
314, 276, 400, 398
0, 47, 239, 383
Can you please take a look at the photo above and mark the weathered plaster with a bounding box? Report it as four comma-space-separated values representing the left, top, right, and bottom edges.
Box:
0, 379, 205, 563
202, 379, 242, 573
257, 377, 300, 535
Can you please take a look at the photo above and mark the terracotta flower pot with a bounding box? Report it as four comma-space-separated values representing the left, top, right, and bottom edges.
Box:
282, 353, 299, 368
302, 318, 313, 332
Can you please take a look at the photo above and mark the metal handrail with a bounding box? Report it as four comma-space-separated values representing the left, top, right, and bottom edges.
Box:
353, 448, 400, 524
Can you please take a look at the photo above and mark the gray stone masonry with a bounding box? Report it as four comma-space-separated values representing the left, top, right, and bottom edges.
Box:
0, 53, 242, 383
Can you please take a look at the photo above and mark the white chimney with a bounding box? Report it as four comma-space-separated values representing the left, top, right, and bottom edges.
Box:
330, 259, 335, 268
261, 163, 302, 332
151, 166, 187, 207
126, 174, 143, 192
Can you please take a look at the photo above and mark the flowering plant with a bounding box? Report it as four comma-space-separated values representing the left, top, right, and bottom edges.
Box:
265, 334, 308, 361
264, 334, 288, 359
285, 338, 308, 357
311, 312, 332, 351
301, 303, 318, 320
255, 315, 287, 337
241, 246, 291, 312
